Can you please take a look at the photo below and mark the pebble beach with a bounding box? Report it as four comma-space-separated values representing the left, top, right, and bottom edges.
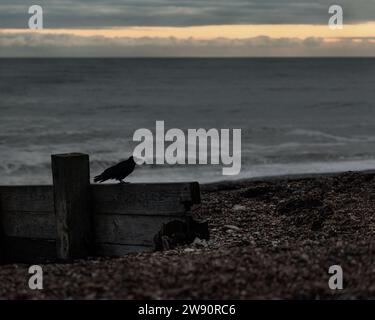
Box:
1, 171, 375, 299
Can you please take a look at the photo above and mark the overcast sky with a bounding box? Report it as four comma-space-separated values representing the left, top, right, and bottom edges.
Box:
1, 0, 375, 27
0, 0, 374, 56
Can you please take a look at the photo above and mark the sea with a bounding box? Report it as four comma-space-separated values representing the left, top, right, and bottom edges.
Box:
1, 58, 375, 185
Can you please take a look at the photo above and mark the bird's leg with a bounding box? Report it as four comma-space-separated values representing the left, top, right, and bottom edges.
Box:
118, 180, 130, 185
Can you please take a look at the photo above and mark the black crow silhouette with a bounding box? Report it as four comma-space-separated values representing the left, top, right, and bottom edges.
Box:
94, 156, 136, 183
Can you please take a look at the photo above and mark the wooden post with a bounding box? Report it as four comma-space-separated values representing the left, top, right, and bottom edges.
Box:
51, 153, 92, 261
0, 200, 5, 264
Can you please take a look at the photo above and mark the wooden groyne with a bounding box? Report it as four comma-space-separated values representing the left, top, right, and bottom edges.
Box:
0, 153, 201, 264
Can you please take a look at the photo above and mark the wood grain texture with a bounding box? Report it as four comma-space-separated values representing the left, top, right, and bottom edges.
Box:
0, 186, 53, 212
3, 237, 56, 263
0, 187, 54, 263
92, 182, 200, 216
0, 199, 4, 264
94, 214, 188, 246
1, 211, 56, 239
52, 153, 93, 260
0, 176, 201, 261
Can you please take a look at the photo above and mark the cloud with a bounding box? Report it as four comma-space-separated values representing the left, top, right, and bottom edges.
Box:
0, 0, 374, 28
1, 31, 374, 57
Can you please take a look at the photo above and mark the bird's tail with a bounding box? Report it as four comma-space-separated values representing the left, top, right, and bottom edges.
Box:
94, 174, 105, 183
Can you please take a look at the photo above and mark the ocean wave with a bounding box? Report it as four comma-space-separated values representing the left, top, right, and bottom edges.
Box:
287, 129, 375, 143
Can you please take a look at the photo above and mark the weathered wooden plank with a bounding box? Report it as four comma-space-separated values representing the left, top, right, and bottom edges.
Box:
52, 153, 93, 260
95, 243, 153, 256
0, 174, 201, 262
0, 186, 53, 212
92, 182, 200, 215
0, 199, 4, 264
3, 237, 56, 263
94, 214, 188, 245
1, 211, 56, 239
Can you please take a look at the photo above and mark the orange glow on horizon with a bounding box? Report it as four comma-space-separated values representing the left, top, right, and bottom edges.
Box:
2, 23, 375, 40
